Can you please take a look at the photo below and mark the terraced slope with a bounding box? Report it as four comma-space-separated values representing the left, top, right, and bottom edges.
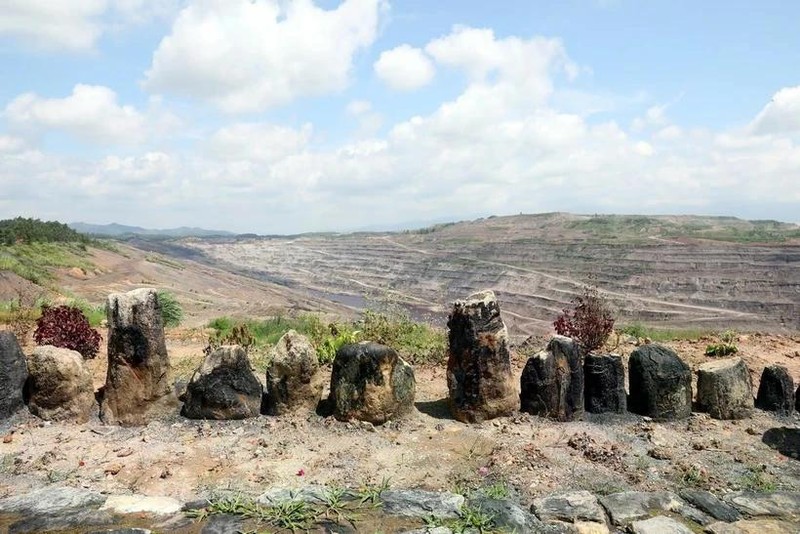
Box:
181, 213, 800, 334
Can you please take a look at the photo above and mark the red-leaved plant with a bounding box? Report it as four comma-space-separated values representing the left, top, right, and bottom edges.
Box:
34, 305, 101, 359
553, 286, 615, 353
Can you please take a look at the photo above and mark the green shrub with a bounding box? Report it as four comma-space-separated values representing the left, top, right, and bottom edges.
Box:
157, 291, 183, 327
357, 310, 446, 365
204, 311, 445, 365
705, 343, 738, 357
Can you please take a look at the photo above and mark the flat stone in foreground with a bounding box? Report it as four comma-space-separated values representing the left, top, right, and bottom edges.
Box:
680, 489, 741, 522
630, 516, 693, 534
599, 491, 683, 526
532, 490, 607, 524
100, 495, 183, 515
724, 491, 800, 519
706, 518, 800, 533
381, 489, 464, 519
0, 486, 106, 515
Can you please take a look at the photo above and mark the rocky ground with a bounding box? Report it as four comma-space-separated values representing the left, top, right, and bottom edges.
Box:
1, 332, 799, 533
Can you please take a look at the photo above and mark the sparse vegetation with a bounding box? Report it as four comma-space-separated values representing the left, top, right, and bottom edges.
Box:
205, 310, 445, 365
705, 329, 739, 356
33, 305, 101, 359
554, 286, 615, 352
0, 241, 95, 285
739, 465, 777, 492
619, 323, 711, 342
157, 290, 183, 327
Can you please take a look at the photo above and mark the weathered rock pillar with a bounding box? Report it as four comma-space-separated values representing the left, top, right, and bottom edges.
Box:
696, 358, 753, 420
27, 346, 95, 422
329, 342, 415, 424
446, 290, 518, 423
182, 345, 262, 420
755, 365, 795, 414
520, 336, 585, 421
0, 332, 27, 420
100, 288, 173, 425
584, 353, 627, 414
263, 330, 324, 416
628, 344, 692, 420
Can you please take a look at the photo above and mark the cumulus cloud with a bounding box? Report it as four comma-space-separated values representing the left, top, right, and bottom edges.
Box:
2, 23, 799, 232
374, 44, 435, 91
205, 123, 312, 163
0, 0, 183, 52
144, 0, 386, 113
750, 86, 800, 135
3, 85, 164, 145
0, 0, 107, 51
0, 135, 26, 154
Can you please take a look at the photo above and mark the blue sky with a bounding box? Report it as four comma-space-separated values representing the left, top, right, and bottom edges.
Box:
1, 0, 798, 233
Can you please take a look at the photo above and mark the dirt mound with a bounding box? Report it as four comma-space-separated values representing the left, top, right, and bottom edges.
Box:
0, 272, 48, 304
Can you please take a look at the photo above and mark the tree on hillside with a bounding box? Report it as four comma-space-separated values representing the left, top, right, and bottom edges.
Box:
0, 217, 89, 245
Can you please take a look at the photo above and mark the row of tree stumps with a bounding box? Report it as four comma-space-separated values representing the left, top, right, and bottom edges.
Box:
2, 287, 797, 427
446, 290, 799, 423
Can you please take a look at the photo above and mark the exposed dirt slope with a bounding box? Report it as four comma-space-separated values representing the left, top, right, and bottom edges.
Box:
52, 243, 353, 327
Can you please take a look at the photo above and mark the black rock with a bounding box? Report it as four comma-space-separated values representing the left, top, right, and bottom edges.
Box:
628, 344, 692, 421
181, 345, 262, 420
329, 342, 415, 425
584, 353, 626, 414
0, 331, 27, 420
755, 365, 795, 414
200, 514, 244, 534
520, 336, 584, 421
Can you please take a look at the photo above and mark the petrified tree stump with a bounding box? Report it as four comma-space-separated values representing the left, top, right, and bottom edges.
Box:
27, 346, 95, 423
755, 365, 795, 414
628, 344, 692, 421
584, 353, 626, 414
182, 345, 262, 420
330, 342, 415, 424
101, 288, 173, 425
263, 330, 323, 416
446, 290, 518, 423
696, 358, 753, 420
520, 336, 584, 421
0, 332, 27, 420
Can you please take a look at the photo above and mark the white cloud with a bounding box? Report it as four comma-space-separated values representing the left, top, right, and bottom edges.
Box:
0, 135, 26, 154
2, 24, 799, 232
425, 26, 576, 104
374, 44, 435, 91
4, 85, 151, 145
346, 100, 373, 116
0, 0, 183, 52
346, 100, 383, 137
205, 123, 312, 163
750, 86, 800, 135
0, 0, 107, 51
144, 0, 386, 113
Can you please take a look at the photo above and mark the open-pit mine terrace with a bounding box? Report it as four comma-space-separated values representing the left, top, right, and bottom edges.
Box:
177, 214, 800, 335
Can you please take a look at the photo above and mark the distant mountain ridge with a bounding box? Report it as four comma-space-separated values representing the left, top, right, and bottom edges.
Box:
69, 222, 234, 238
